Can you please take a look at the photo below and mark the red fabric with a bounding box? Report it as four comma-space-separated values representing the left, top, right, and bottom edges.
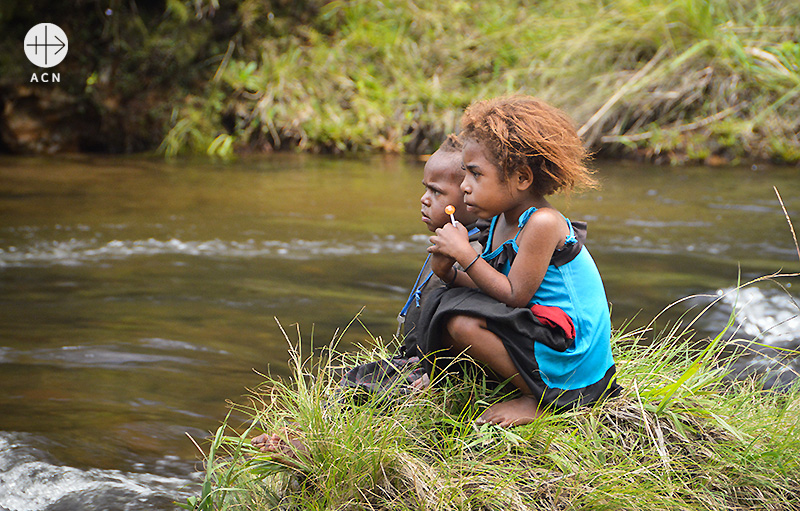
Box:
530, 304, 575, 340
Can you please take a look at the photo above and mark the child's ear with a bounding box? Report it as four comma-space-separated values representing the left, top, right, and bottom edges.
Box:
515, 165, 534, 191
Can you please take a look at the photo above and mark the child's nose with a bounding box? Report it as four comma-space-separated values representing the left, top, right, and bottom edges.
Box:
420, 193, 430, 205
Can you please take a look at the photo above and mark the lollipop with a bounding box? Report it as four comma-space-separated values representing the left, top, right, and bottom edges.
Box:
445, 204, 456, 225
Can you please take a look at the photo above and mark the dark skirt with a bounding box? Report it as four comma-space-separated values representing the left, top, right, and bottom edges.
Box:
414, 286, 620, 411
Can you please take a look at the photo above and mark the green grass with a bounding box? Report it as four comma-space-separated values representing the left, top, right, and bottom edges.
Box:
184, 277, 800, 511
162, 0, 800, 164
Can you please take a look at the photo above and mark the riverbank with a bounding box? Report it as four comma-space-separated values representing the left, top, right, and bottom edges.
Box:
188, 286, 800, 511
2, 0, 800, 164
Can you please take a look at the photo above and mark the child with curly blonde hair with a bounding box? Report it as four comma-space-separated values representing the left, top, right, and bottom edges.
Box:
425, 95, 619, 427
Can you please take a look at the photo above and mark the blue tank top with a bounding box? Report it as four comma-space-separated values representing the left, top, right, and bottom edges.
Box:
481, 207, 615, 390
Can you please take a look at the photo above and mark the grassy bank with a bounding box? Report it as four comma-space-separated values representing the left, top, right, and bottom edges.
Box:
2, 0, 799, 162
185, 279, 800, 511
163, 0, 800, 164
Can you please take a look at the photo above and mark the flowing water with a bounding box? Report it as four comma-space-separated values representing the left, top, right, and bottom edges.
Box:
0, 154, 798, 509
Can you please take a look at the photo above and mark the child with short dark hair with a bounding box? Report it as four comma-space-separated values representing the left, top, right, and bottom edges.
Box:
340, 134, 486, 394
424, 95, 619, 427
251, 135, 487, 455
399, 134, 483, 350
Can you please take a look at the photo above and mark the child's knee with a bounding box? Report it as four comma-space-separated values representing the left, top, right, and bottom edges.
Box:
446, 315, 482, 347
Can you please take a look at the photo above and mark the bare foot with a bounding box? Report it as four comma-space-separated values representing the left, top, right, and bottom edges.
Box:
251, 432, 270, 450
476, 396, 542, 428
251, 428, 308, 469
410, 373, 430, 391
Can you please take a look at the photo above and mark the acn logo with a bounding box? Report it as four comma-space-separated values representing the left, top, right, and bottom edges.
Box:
24, 23, 68, 68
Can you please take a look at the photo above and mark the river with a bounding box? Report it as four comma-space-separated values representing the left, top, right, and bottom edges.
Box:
0, 154, 798, 509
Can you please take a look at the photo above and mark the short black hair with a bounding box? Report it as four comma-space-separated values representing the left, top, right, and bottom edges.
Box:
437, 133, 463, 153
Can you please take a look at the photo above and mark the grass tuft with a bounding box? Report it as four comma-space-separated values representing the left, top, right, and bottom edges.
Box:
186, 274, 800, 510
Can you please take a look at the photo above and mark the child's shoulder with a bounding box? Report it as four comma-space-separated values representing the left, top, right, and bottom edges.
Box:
517, 207, 570, 248
524, 206, 567, 229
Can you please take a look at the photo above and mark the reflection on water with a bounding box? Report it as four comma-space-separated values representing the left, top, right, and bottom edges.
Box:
0, 154, 798, 509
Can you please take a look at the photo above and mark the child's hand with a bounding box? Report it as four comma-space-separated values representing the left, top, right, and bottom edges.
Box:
430, 252, 455, 279
427, 222, 473, 262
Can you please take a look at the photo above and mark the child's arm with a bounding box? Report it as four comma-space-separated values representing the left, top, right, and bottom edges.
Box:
430, 252, 478, 288
429, 210, 565, 307
427, 223, 478, 288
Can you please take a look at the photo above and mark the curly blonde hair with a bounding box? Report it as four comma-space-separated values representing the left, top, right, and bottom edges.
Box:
461, 95, 596, 195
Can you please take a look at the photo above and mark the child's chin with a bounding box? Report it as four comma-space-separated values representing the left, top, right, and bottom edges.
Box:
422, 216, 445, 232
